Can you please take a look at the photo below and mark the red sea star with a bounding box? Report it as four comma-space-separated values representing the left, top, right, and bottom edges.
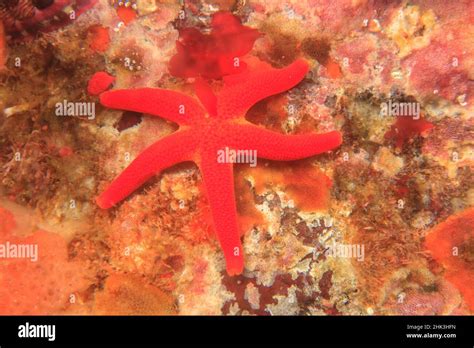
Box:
96, 59, 342, 275
169, 11, 260, 79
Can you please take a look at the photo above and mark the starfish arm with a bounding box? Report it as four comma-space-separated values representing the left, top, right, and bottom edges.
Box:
194, 78, 218, 116
198, 150, 244, 275
100, 88, 205, 125
229, 123, 342, 160
97, 130, 197, 209
217, 59, 309, 118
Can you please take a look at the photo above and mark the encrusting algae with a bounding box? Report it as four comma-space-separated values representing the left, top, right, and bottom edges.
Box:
0, 0, 472, 315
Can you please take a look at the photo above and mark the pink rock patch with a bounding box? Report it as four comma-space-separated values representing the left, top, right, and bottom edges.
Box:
403, 39, 474, 103
336, 35, 376, 74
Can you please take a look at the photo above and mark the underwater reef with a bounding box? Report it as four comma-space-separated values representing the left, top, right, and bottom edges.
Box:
0, 0, 473, 315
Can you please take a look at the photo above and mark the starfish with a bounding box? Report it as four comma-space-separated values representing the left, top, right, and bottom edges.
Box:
96, 58, 342, 275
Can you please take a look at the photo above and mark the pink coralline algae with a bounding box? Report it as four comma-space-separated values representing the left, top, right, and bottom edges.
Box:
0, 0, 97, 34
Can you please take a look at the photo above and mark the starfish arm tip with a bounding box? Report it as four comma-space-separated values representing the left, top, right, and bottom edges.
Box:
226, 263, 244, 276
96, 195, 114, 209
294, 58, 310, 73
217, 58, 311, 117
331, 130, 343, 147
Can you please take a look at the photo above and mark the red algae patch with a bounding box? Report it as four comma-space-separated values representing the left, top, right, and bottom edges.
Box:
324, 57, 342, 79
116, 6, 137, 26
87, 71, 116, 95
384, 115, 434, 149
58, 146, 74, 158
169, 11, 260, 79
424, 208, 474, 311
88, 25, 110, 53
